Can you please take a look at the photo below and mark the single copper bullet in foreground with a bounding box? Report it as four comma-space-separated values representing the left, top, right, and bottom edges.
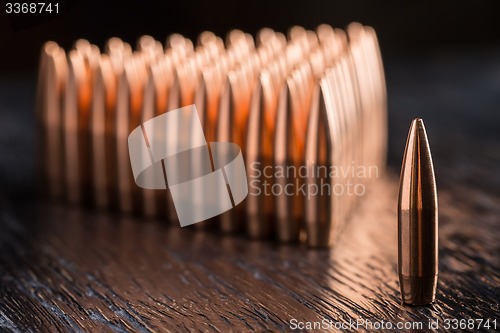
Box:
398, 118, 438, 305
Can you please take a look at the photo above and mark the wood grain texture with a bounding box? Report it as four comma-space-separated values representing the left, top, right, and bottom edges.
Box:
0, 51, 499, 332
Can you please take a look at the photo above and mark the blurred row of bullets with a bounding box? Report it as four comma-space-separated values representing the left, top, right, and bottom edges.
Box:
37, 23, 387, 247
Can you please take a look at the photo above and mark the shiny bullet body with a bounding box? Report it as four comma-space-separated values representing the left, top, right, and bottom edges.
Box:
398, 118, 438, 305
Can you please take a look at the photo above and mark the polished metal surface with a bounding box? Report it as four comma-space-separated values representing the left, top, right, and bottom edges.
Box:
398, 118, 438, 305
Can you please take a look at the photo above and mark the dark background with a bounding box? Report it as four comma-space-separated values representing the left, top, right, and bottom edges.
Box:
1, 0, 500, 72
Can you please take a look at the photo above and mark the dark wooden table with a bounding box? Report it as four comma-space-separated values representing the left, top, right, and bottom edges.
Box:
0, 49, 499, 332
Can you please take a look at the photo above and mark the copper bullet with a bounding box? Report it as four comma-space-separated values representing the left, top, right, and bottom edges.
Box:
304, 77, 340, 247
364, 26, 388, 173
115, 54, 147, 213
216, 64, 254, 232
90, 55, 116, 208
245, 65, 281, 238
64, 47, 97, 204
140, 56, 175, 219
36, 42, 67, 198
398, 118, 438, 305
139, 63, 161, 217
274, 62, 313, 242
38, 25, 388, 247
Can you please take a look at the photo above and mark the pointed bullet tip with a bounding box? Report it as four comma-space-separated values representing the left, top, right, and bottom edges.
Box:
410, 118, 426, 135
412, 118, 424, 125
